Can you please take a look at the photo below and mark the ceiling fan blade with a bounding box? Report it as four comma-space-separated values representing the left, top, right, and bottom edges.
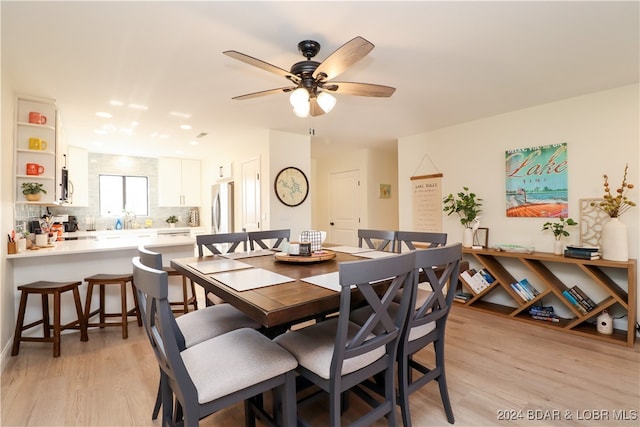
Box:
309, 98, 326, 117
322, 81, 396, 97
223, 50, 300, 83
313, 36, 374, 81
232, 86, 296, 100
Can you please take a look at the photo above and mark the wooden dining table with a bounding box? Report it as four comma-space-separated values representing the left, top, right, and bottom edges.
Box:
170, 249, 368, 331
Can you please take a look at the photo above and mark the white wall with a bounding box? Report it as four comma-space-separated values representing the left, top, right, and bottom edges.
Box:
398, 84, 639, 322
1, 62, 16, 368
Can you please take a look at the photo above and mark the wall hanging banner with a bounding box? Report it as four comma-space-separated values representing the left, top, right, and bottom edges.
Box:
411, 173, 443, 231
505, 143, 568, 218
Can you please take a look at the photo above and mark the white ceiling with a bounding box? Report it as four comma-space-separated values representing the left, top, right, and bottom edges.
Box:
3, 1, 638, 160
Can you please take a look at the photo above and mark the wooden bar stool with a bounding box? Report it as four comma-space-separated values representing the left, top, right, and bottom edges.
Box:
165, 266, 198, 314
11, 280, 88, 358
84, 273, 142, 339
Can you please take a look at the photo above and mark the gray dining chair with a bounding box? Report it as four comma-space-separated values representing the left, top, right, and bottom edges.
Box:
137, 246, 261, 420
274, 251, 416, 426
248, 229, 290, 250
196, 232, 248, 305
132, 256, 298, 427
396, 231, 447, 252
357, 229, 397, 252
196, 231, 248, 256
397, 243, 461, 426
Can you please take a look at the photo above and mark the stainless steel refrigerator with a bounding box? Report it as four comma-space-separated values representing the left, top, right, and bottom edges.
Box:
211, 181, 234, 233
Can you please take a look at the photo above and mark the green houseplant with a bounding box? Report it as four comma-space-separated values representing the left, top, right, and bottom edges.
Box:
166, 215, 179, 227
21, 182, 47, 201
542, 217, 577, 254
442, 187, 483, 228
443, 187, 483, 248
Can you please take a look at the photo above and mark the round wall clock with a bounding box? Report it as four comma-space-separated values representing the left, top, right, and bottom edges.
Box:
274, 166, 309, 207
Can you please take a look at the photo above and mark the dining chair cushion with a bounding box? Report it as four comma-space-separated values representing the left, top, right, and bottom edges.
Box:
394, 287, 433, 308
181, 328, 297, 404
274, 317, 385, 380
351, 303, 436, 342
176, 304, 261, 348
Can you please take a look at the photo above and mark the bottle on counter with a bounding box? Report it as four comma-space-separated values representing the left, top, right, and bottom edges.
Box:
115, 218, 123, 230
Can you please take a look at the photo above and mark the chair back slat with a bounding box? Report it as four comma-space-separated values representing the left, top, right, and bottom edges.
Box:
405, 244, 461, 342
334, 251, 415, 375
248, 229, 290, 250
396, 231, 447, 252
357, 229, 397, 252
196, 232, 248, 256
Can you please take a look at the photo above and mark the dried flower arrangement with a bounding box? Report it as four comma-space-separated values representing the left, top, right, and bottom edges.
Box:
591, 164, 636, 218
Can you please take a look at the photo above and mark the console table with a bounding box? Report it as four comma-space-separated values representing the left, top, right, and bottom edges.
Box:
459, 248, 636, 347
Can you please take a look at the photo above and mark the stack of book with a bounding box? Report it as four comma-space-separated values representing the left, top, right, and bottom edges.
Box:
564, 245, 600, 260
460, 268, 495, 294
510, 278, 540, 302
529, 305, 560, 322
454, 291, 473, 303
562, 285, 597, 314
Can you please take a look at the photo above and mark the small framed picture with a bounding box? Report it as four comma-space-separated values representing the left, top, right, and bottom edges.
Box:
474, 228, 489, 248
379, 184, 391, 199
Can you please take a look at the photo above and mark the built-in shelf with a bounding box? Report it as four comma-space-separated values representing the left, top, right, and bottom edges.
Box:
458, 247, 636, 347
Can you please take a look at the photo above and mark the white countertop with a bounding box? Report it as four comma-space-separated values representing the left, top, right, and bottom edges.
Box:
6, 235, 196, 259
62, 226, 204, 239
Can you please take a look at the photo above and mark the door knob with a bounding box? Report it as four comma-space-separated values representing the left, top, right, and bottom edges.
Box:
330, 222, 335, 226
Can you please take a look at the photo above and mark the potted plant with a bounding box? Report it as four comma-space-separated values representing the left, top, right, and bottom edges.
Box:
442, 187, 483, 248
21, 182, 47, 201
166, 215, 179, 228
542, 217, 577, 255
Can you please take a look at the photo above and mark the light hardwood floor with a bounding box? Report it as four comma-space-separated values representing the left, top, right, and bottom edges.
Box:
2, 306, 638, 426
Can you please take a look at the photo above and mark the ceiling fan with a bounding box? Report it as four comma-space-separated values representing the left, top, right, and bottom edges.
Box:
223, 36, 396, 118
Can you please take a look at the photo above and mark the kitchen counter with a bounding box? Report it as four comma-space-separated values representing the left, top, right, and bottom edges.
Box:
6, 235, 196, 259
61, 226, 205, 240
6, 235, 199, 334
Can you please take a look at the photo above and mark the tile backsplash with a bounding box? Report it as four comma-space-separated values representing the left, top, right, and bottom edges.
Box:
16, 153, 199, 232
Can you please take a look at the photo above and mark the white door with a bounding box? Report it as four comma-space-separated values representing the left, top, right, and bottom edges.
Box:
329, 170, 360, 245
241, 157, 261, 231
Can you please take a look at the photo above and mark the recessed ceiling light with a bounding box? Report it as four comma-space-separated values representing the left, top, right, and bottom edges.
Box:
96, 112, 112, 118
131, 121, 139, 127
188, 140, 199, 145
128, 104, 148, 110
180, 124, 192, 130
170, 111, 191, 119
110, 100, 124, 106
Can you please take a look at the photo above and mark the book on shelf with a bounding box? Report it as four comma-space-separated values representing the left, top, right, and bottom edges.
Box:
564, 248, 601, 260
566, 245, 600, 252
454, 291, 473, 303
561, 289, 588, 314
531, 315, 560, 323
518, 278, 540, 299
460, 268, 492, 294
510, 282, 531, 301
529, 305, 555, 315
570, 285, 597, 311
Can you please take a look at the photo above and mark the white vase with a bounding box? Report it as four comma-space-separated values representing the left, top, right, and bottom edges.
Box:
554, 240, 563, 255
601, 218, 628, 261
462, 228, 473, 248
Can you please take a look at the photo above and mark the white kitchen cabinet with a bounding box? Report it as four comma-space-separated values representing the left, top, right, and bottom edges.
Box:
66, 145, 89, 206
14, 95, 58, 205
158, 158, 201, 207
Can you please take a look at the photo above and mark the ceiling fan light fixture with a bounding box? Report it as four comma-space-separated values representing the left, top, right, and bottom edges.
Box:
292, 102, 310, 118
317, 91, 337, 113
289, 87, 309, 108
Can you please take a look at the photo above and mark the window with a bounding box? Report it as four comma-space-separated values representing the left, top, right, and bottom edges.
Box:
99, 174, 148, 216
